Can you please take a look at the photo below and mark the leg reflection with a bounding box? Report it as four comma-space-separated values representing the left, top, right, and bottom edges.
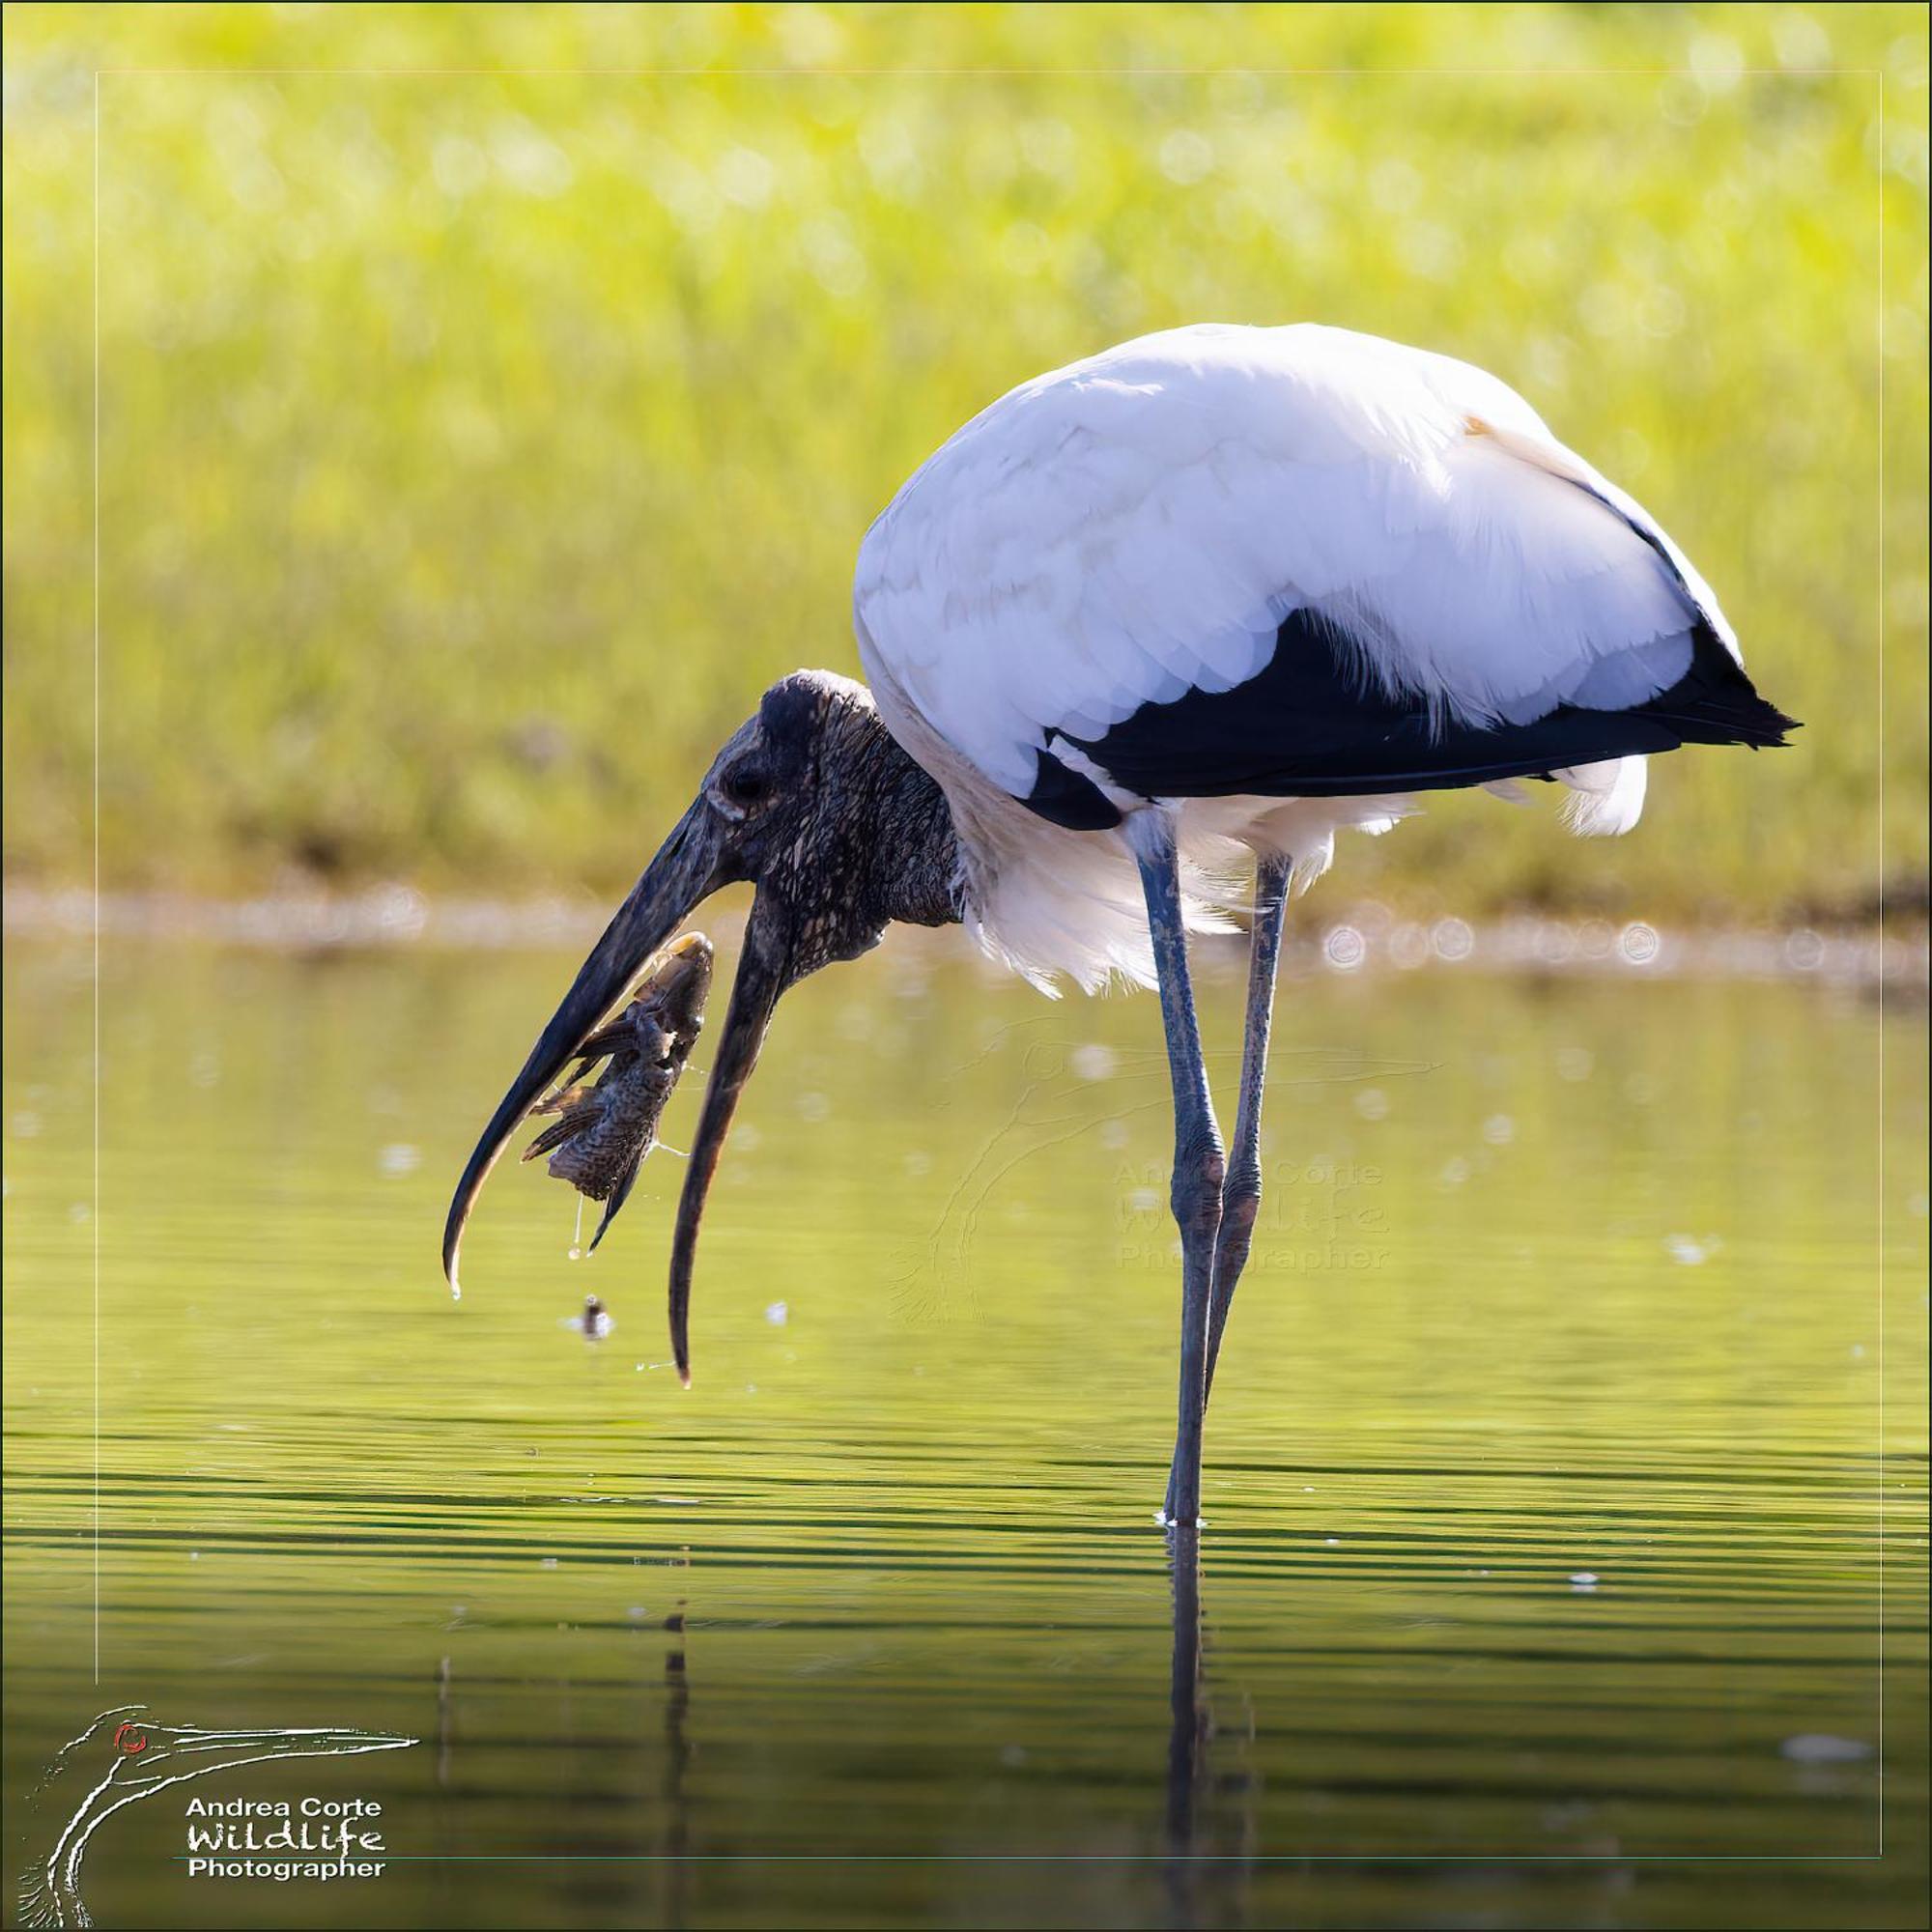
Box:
1163, 1532, 1258, 1929
1165, 1527, 1207, 1924
436, 1654, 453, 1788
659, 1601, 691, 1930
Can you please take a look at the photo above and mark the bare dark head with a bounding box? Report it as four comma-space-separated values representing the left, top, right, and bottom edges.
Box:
443, 669, 958, 1375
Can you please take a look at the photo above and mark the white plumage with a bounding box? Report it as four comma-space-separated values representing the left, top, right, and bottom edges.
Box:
853, 323, 1758, 991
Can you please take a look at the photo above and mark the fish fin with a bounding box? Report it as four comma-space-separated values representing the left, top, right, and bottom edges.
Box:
530, 1078, 594, 1118
522, 1109, 593, 1160
586, 1150, 646, 1251
575, 1022, 636, 1061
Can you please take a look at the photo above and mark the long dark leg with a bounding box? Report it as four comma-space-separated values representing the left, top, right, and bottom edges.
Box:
1134, 820, 1224, 1529
1162, 850, 1292, 1524
1206, 850, 1292, 1396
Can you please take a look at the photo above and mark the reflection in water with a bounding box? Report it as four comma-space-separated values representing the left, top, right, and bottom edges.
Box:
660, 1605, 691, 1931
2, 940, 1922, 1930
430, 1604, 696, 1927
1165, 1529, 1207, 1924
1164, 1535, 1260, 1930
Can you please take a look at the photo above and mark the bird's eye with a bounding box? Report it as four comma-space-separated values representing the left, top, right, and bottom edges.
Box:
722, 763, 769, 808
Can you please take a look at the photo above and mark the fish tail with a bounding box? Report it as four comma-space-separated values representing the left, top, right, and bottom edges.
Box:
587, 1150, 646, 1251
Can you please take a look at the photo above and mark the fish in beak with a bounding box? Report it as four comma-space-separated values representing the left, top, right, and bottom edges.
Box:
441, 790, 730, 1306
522, 931, 714, 1253
441, 671, 960, 1382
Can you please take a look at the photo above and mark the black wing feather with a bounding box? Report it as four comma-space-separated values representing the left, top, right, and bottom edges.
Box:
1022, 608, 1797, 831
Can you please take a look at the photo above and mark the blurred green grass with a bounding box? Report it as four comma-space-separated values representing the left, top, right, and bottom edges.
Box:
3, 3, 1925, 919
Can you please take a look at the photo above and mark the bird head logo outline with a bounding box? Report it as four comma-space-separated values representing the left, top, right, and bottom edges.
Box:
17, 1703, 415, 1929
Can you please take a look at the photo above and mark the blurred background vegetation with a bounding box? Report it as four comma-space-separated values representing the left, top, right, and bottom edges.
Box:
3, 3, 1926, 921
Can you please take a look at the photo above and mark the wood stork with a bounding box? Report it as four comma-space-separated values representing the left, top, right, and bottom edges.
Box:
445, 323, 1795, 1528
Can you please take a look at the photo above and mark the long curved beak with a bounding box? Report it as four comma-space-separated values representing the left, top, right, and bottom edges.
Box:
667, 895, 791, 1384
441, 797, 724, 1295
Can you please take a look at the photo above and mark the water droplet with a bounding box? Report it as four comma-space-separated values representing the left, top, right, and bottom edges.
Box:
1323, 925, 1366, 971
1619, 922, 1660, 965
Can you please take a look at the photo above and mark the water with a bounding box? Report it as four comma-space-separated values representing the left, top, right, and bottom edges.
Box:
4, 931, 1925, 1929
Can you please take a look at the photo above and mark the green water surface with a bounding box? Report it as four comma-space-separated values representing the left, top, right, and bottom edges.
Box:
4, 932, 1925, 1929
